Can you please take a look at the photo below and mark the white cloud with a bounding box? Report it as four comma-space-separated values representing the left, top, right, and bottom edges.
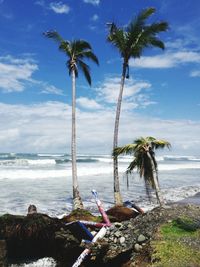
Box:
0, 102, 69, 152
130, 51, 200, 69
83, 0, 100, 6
190, 70, 200, 77
0, 55, 63, 95
0, 101, 199, 155
35, 0, 45, 6
49, 2, 70, 14
77, 97, 102, 110
35, 0, 70, 14
0, 55, 38, 92
91, 14, 99, 21
41, 84, 63, 95
96, 77, 152, 110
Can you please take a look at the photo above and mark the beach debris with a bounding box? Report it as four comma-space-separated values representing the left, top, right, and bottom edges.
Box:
79, 220, 108, 228
71, 190, 111, 267
106, 205, 140, 222
123, 201, 144, 214
65, 221, 94, 242
72, 226, 107, 267
92, 189, 111, 226
27, 204, 37, 215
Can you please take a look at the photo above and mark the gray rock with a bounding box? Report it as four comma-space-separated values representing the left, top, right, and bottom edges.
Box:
120, 237, 125, 244
138, 234, 146, 243
114, 231, 121, 237
134, 243, 142, 252
114, 222, 123, 228
109, 225, 115, 231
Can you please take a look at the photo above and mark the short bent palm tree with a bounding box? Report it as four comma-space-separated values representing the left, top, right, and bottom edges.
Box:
113, 137, 171, 206
107, 8, 169, 206
44, 31, 99, 210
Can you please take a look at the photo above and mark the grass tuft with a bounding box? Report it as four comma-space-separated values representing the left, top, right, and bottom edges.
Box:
151, 217, 200, 267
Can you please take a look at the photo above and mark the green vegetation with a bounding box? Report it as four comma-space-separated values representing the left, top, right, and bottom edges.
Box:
151, 217, 200, 267
113, 137, 170, 206
44, 31, 99, 210
63, 209, 102, 223
107, 8, 168, 206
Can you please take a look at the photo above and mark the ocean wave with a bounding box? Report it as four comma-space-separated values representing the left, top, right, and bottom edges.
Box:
0, 165, 128, 180
163, 155, 200, 161
163, 185, 200, 203
37, 153, 66, 157
0, 159, 56, 166
0, 153, 200, 168
158, 162, 200, 171
10, 257, 56, 267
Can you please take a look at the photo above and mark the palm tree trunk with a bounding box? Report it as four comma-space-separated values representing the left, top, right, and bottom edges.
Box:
113, 62, 127, 206
71, 69, 84, 210
146, 151, 164, 206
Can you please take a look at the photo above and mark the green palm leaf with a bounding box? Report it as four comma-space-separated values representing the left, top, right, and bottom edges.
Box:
114, 136, 170, 202
44, 31, 98, 86
78, 60, 91, 85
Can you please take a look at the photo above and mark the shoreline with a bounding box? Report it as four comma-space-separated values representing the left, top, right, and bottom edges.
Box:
176, 191, 200, 205
0, 203, 200, 267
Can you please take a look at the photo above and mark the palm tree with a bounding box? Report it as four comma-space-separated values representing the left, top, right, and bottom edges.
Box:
107, 8, 169, 206
44, 31, 99, 210
113, 137, 171, 206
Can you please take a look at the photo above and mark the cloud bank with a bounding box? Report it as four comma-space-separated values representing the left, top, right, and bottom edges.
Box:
0, 55, 63, 95
0, 101, 199, 155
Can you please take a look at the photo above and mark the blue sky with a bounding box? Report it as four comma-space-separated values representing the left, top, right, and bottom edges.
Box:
0, 0, 200, 155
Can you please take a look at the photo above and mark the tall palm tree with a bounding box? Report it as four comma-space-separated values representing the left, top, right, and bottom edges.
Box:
107, 8, 169, 206
113, 137, 171, 206
44, 31, 99, 210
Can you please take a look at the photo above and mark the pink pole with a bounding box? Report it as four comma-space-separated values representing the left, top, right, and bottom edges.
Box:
91, 190, 111, 226
72, 226, 107, 267
79, 220, 108, 228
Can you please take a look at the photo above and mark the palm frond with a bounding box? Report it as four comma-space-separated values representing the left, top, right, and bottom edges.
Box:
79, 51, 99, 65
116, 136, 170, 203
45, 32, 99, 81
126, 158, 138, 174
74, 40, 92, 51
138, 7, 156, 21
147, 37, 165, 49
151, 139, 171, 150
113, 144, 137, 157
59, 41, 71, 55
43, 31, 64, 43
78, 60, 91, 85
145, 22, 169, 35
107, 27, 127, 57
107, 8, 168, 63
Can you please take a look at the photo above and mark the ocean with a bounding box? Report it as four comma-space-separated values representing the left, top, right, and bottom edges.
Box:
0, 152, 200, 266
0, 153, 200, 216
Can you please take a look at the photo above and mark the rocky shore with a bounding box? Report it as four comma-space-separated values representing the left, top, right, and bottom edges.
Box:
0, 202, 200, 267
